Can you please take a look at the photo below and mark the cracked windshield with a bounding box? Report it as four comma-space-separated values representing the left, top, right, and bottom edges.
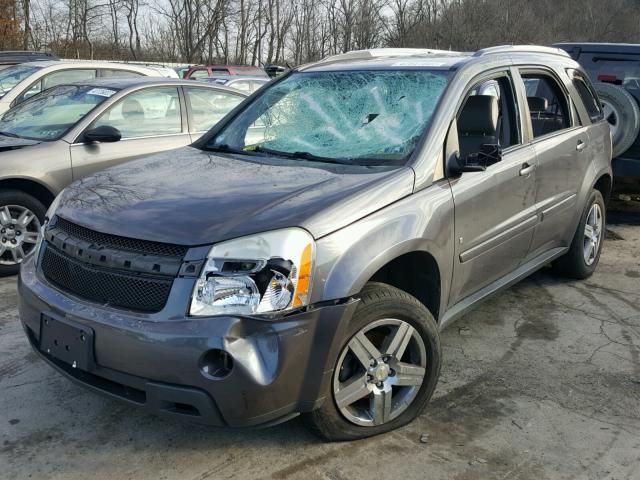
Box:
210, 70, 451, 165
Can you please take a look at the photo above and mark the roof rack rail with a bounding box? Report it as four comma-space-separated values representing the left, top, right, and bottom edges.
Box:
474, 45, 570, 58
318, 48, 460, 64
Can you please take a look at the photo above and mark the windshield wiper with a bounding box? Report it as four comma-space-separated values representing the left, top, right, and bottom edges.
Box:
0, 131, 20, 138
249, 145, 353, 165
205, 143, 261, 156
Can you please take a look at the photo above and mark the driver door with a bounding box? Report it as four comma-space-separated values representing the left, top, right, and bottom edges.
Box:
70, 86, 190, 180
448, 71, 538, 305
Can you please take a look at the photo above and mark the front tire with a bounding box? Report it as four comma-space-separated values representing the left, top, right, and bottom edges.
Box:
552, 189, 605, 279
303, 282, 441, 441
0, 190, 45, 277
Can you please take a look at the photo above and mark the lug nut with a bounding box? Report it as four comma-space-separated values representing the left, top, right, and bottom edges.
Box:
369, 359, 376, 367
1, 238, 5, 243
0, 229, 4, 233
377, 382, 383, 388
11, 239, 17, 244
16, 231, 21, 235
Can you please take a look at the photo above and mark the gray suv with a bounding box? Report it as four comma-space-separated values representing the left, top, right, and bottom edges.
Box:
18, 46, 612, 441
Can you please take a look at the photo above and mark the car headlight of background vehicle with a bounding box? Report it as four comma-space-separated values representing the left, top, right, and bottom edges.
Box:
190, 228, 314, 316
34, 188, 65, 264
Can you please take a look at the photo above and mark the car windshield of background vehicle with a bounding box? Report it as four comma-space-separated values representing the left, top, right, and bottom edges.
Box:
0, 84, 117, 140
207, 70, 451, 166
0, 65, 42, 98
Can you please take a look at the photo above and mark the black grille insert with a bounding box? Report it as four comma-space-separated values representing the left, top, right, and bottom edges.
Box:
41, 245, 173, 313
54, 217, 188, 258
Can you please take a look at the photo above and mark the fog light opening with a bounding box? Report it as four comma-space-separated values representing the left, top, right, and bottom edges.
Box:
199, 349, 234, 379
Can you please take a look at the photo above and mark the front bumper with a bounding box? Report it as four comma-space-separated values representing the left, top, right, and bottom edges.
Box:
18, 253, 357, 428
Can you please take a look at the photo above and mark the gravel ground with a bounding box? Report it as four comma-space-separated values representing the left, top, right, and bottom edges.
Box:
1, 220, 639, 480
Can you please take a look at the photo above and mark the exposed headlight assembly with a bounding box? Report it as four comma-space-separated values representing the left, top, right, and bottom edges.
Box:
190, 228, 314, 316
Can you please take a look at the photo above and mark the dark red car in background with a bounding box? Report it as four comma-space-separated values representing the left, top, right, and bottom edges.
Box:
184, 64, 267, 79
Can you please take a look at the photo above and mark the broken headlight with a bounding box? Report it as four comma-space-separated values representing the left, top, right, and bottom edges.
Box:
189, 228, 314, 316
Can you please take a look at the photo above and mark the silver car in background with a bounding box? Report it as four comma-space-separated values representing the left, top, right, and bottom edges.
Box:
0, 61, 177, 115
0, 77, 246, 274
198, 76, 270, 93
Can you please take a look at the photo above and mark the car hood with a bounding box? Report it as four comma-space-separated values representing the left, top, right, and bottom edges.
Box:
0, 134, 41, 151
57, 146, 415, 245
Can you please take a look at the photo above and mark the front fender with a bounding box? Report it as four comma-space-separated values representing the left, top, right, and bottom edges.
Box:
312, 181, 455, 321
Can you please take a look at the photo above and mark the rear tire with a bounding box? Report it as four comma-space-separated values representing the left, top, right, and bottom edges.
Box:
303, 282, 441, 441
594, 82, 640, 157
0, 190, 46, 277
552, 190, 605, 279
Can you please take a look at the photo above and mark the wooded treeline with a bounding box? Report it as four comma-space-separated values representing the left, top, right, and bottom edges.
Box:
2, 0, 639, 65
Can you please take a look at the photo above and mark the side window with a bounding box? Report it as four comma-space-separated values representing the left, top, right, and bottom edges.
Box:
42, 69, 97, 90
184, 87, 243, 132
251, 80, 267, 91
230, 80, 252, 93
101, 69, 144, 78
521, 72, 571, 138
94, 87, 182, 138
189, 69, 210, 79
456, 75, 521, 161
16, 69, 97, 104
571, 71, 604, 122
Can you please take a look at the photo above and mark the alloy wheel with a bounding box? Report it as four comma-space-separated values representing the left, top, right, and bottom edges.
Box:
0, 205, 41, 266
333, 318, 427, 427
583, 202, 603, 266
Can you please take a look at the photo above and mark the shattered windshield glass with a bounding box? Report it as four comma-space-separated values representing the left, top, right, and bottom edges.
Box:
207, 70, 450, 165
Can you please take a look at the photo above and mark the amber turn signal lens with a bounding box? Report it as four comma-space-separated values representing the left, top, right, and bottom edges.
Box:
293, 243, 313, 307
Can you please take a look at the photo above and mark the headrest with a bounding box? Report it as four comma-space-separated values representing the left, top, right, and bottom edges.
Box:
527, 96, 548, 113
458, 95, 498, 135
122, 99, 145, 119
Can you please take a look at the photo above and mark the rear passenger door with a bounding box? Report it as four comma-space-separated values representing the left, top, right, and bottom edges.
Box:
448, 70, 538, 304
70, 86, 191, 180
519, 68, 591, 259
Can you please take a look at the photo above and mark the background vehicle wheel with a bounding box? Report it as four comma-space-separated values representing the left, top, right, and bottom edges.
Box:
594, 82, 640, 158
552, 190, 605, 280
0, 190, 45, 277
303, 282, 441, 441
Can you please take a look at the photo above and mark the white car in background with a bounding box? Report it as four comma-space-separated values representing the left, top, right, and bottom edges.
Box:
0, 61, 176, 115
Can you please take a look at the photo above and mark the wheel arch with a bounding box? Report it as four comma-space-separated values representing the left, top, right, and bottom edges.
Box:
0, 178, 56, 207
368, 250, 442, 322
593, 173, 612, 204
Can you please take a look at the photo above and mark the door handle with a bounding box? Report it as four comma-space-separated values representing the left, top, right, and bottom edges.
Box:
576, 140, 587, 152
519, 163, 535, 176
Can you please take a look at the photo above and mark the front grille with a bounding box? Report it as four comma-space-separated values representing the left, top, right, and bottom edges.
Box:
41, 245, 173, 313
55, 217, 188, 258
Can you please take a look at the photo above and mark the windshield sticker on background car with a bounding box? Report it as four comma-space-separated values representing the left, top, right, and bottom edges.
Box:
87, 88, 117, 97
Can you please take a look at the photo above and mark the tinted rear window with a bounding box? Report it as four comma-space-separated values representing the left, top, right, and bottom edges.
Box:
579, 53, 640, 90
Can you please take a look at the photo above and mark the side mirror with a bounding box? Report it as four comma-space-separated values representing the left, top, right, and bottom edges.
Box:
83, 125, 121, 143
449, 144, 503, 176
